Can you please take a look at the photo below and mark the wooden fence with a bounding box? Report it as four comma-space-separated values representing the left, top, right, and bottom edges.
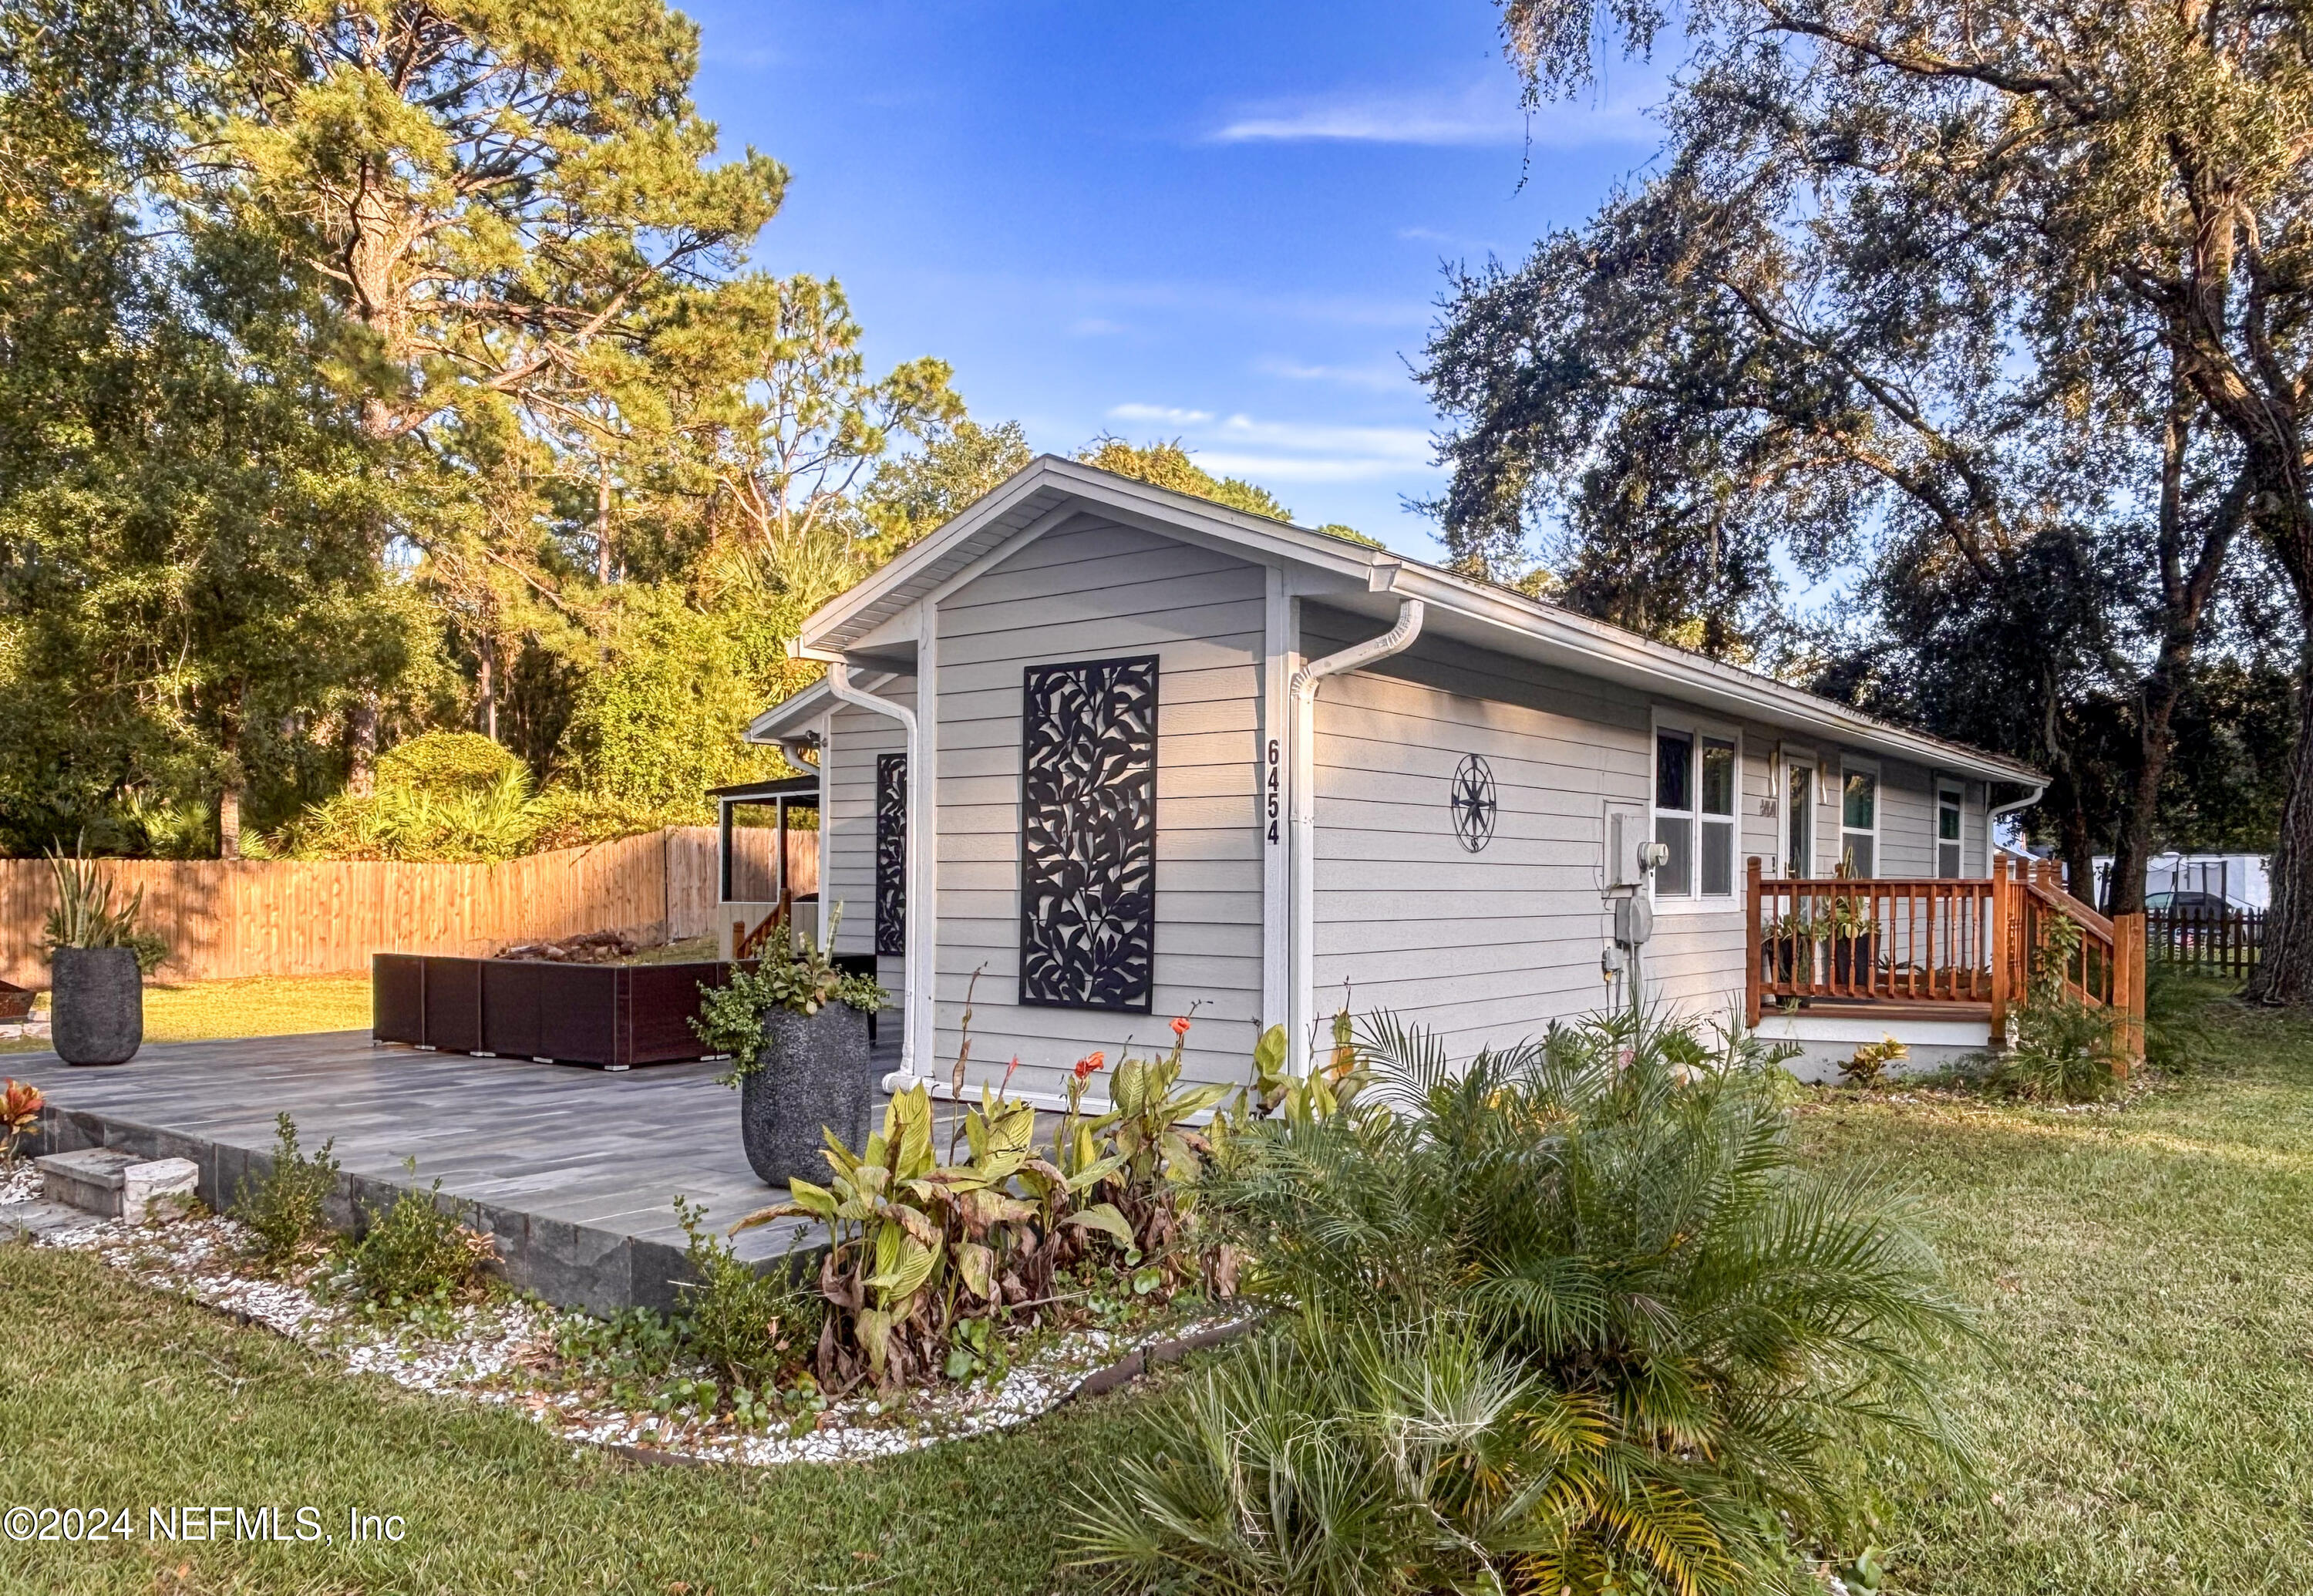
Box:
2148, 904, 2264, 981
0, 827, 813, 987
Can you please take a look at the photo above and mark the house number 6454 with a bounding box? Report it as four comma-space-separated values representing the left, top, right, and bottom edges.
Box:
1266, 739, 1281, 843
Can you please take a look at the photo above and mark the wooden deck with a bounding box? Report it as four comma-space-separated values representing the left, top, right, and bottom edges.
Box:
7, 1030, 898, 1314
1745, 857, 2145, 1061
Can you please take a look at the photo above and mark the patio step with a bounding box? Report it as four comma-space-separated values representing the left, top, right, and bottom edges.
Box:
0, 1199, 103, 1242
35, 1148, 200, 1223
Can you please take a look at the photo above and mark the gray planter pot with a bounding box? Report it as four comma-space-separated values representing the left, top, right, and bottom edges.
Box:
739, 1002, 876, 1188
50, 946, 143, 1066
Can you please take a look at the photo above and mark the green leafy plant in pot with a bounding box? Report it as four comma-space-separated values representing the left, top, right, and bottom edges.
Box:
42, 847, 167, 1066
692, 906, 887, 1187
1823, 891, 1881, 989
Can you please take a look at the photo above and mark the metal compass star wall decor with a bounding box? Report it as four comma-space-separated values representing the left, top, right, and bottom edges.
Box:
1450, 753, 1498, 853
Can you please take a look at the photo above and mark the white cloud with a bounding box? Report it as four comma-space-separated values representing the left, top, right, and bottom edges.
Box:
1099, 402, 1441, 488
1192, 453, 1427, 484
1108, 402, 1215, 426
1210, 77, 1659, 150
1213, 413, 1431, 464
1069, 317, 1130, 337
1256, 355, 1406, 391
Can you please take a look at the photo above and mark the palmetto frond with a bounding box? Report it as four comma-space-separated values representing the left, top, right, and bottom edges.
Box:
1076, 1005, 1967, 1594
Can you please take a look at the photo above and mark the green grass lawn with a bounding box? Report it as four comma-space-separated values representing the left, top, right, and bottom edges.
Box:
1, 974, 374, 1056
2, 980, 2310, 1593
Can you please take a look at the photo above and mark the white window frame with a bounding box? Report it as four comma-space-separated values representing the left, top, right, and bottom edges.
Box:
1838, 755, 1882, 878
1779, 744, 1817, 879
1935, 779, 1966, 879
1650, 712, 1742, 910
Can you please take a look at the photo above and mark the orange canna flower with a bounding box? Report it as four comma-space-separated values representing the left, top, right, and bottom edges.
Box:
1072, 1050, 1106, 1081
1170, 1015, 1191, 1038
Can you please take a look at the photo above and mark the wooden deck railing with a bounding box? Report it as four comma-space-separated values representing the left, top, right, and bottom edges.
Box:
1745, 857, 2145, 1061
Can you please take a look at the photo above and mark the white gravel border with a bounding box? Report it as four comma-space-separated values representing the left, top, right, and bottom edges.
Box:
4, 1200, 1242, 1467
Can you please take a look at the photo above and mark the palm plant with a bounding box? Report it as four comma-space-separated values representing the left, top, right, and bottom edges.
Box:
1072, 1007, 1968, 1595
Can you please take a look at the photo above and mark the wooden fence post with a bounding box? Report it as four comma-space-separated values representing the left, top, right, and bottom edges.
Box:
2113, 910, 2146, 1069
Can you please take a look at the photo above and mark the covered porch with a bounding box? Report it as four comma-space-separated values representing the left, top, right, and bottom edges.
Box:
1744, 857, 2147, 1072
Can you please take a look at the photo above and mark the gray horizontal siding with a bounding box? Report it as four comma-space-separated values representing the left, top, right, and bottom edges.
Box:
824, 679, 914, 1018
931, 515, 1268, 1102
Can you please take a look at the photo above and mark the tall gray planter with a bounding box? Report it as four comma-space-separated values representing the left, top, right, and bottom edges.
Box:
739, 1003, 876, 1187
50, 946, 142, 1066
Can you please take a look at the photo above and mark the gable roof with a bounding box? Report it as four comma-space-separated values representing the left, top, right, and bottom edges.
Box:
754, 455, 2043, 786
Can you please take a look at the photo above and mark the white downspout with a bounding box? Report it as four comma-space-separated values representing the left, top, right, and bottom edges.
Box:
824, 663, 923, 1084
1985, 782, 2046, 879
1288, 600, 1424, 1071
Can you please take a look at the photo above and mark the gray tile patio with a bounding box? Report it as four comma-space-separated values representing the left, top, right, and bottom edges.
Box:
3, 1032, 898, 1315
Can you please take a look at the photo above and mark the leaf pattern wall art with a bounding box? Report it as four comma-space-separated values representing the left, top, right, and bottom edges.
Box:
875, 753, 907, 957
1018, 655, 1159, 1012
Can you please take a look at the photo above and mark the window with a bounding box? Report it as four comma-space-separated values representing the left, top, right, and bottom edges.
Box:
1784, 759, 1813, 878
1937, 783, 1965, 878
1840, 762, 1878, 877
1654, 730, 1693, 896
1652, 722, 1739, 901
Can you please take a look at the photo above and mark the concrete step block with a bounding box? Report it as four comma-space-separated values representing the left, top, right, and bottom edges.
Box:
36, 1148, 200, 1222
0, 1199, 102, 1241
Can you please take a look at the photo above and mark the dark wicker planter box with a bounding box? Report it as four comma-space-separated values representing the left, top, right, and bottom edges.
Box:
371, 953, 749, 1069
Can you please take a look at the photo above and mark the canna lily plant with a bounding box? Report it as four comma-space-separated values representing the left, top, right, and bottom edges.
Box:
732, 1008, 1287, 1395
733, 1080, 1141, 1392
0, 1077, 42, 1167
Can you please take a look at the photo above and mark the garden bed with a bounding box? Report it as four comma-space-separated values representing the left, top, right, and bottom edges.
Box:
0, 1195, 1246, 1466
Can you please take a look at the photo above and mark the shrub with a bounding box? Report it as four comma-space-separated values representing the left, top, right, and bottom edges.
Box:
1073, 1007, 1966, 1595
1994, 916, 2125, 1103
1842, 1035, 1910, 1088
347, 1176, 497, 1309
692, 910, 885, 1079
234, 1113, 341, 1268
376, 731, 524, 797
671, 1197, 820, 1386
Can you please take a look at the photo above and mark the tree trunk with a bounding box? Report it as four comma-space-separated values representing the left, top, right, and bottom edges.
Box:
217, 708, 242, 861
2056, 786, 2097, 910
347, 695, 379, 797
597, 455, 614, 585
2107, 672, 2190, 916
2246, 648, 2313, 1004
477, 638, 497, 742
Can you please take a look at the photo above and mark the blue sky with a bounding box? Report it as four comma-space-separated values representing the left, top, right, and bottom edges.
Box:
681, 0, 1670, 557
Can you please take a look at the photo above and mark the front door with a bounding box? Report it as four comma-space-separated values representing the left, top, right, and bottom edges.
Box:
1786, 762, 1813, 877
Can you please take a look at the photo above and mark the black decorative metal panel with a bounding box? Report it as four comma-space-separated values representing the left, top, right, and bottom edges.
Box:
875, 753, 907, 958
1451, 754, 1498, 853
1018, 655, 1159, 1012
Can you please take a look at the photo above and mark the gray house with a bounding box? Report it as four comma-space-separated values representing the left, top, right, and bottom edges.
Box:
743, 455, 2051, 1104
